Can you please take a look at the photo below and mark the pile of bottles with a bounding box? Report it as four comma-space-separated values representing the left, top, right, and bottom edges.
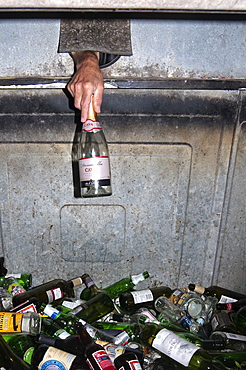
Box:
0, 257, 246, 370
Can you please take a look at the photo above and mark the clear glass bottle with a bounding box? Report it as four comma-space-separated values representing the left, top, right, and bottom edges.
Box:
0, 312, 41, 335
78, 96, 112, 197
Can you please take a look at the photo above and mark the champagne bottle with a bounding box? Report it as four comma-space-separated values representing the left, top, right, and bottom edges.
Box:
6, 334, 38, 364
0, 334, 33, 370
31, 344, 87, 370
0, 312, 41, 335
78, 96, 112, 197
12, 275, 83, 307
80, 273, 106, 301
216, 298, 246, 312
139, 322, 227, 370
119, 286, 173, 313
114, 352, 143, 370
75, 321, 117, 370
233, 306, 246, 335
188, 283, 246, 303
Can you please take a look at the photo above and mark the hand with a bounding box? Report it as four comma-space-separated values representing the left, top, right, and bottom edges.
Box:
67, 51, 104, 122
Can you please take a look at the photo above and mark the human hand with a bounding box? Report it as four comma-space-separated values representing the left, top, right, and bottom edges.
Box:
67, 51, 104, 122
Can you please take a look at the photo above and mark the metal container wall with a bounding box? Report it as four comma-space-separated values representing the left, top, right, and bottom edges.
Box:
0, 15, 245, 292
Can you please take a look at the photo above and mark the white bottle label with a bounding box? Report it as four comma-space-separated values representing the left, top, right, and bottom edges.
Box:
38, 346, 76, 370
79, 157, 110, 183
83, 119, 102, 132
131, 273, 145, 285
131, 289, 153, 304
218, 295, 238, 304
46, 287, 63, 303
152, 328, 199, 367
43, 304, 60, 319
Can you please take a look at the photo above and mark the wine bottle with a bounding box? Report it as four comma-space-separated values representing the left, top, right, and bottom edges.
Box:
69, 291, 115, 323
0, 312, 41, 335
0, 334, 33, 370
210, 310, 238, 333
233, 306, 246, 335
114, 352, 143, 370
204, 331, 246, 351
41, 317, 71, 339
6, 334, 38, 364
188, 283, 246, 303
96, 340, 144, 366
104, 272, 150, 300
0, 256, 8, 276
12, 275, 83, 307
216, 298, 246, 312
31, 344, 87, 370
80, 273, 106, 300
119, 286, 173, 313
139, 322, 227, 370
3, 276, 26, 296
78, 96, 112, 197
10, 297, 40, 313
75, 321, 117, 370
38, 332, 86, 357
5, 273, 32, 290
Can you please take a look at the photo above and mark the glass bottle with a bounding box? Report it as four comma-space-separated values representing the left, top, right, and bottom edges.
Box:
75, 321, 117, 370
114, 352, 143, 370
31, 344, 87, 370
119, 286, 173, 313
210, 310, 238, 333
69, 291, 115, 323
41, 317, 71, 339
0, 287, 13, 311
207, 331, 246, 351
12, 275, 83, 307
38, 332, 86, 357
233, 306, 246, 335
3, 276, 26, 296
6, 334, 38, 364
168, 288, 206, 319
139, 322, 227, 370
80, 273, 106, 301
78, 96, 112, 197
104, 271, 150, 300
96, 340, 144, 366
0, 312, 41, 335
216, 298, 246, 312
188, 283, 246, 303
0, 334, 33, 370
10, 297, 40, 313
4, 273, 32, 290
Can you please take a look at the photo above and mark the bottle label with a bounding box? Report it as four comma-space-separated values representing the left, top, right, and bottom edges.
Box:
43, 305, 60, 319
131, 273, 146, 285
131, 289, 153, 304
128, 359, 142, 370
0, 312, 23, 333
46, 288, 64, 303
152, 328, 198, 367
79, 157, 111, 186
83, 119, 102, 132
84, 275, 95, 288
7, 282, 26, 296
38, 346, 76, 370
218, 295, 237, 304
96, 340, 124, 362
86, 349, 116, 370
55, 328, 71, 339
10, 300, 37, 313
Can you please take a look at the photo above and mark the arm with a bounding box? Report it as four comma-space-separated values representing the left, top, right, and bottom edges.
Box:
67, 51, 104, 122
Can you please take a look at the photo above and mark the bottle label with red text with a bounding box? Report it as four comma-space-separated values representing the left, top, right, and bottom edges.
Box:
86, 349, 116, 370
46, 287, 64, 303
83, 119, 102, 132
79, 157, 111, 187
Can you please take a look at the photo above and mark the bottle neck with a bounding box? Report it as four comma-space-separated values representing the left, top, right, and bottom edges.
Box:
87, 96, 98, 122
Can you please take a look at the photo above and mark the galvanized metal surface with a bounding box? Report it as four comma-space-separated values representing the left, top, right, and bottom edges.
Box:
0, 0, 246, 11
0, 87, 245, 294
1, 18, 246, 80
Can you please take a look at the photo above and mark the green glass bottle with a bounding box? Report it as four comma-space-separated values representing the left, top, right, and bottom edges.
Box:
6, 273, 32, 290
42, 304, 80, 335
139, 322, 227, 370
41, 317, 71, 339
0, 334, 33, 370
104, 271, 150, 300
12, 275, 83, 307
69, 292, 115, 323
119, 286, 173, 313
234, 306, 246, 335
208, 351, 246, 369
7, 334, 38, 364
80, 273, 106, 301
